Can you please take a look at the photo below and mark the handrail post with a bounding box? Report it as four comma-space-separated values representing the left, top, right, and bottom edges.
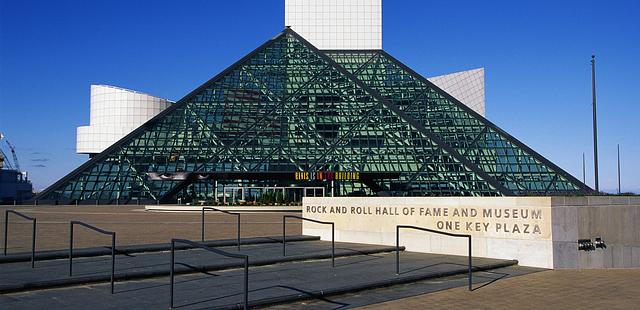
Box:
31, 218, 36, 268
331, 223, 335, 267
170, 239, 249, 309
68, 221, 117, 293
396, 225, 399, 275
201, 207, 241, 250
69, 222, 74, 276
396, 225, 472, 288
3, 210, 8, 256
282, 216, 286, 256
468, 236, 472, 291
283, 215, 334, 267
201, 208, 205, 242
4, 210, 37, 268
111, 232, 116, 294
243, 256, 249, 309
237, 214, 241, 251
170, 240, 175, 308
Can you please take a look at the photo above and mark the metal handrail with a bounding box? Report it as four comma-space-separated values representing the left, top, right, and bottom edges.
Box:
396, 225, 472, 291
283, 215, 335, 267
201, 207, 241, 250
170, 238, 249, 309
3, 210, 37, 268
69, 220, 116, 294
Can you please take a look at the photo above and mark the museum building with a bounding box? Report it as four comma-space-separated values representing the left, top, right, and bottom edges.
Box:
34, 25, 592, 205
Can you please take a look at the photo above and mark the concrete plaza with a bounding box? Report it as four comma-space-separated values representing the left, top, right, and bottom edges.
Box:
2, 205, 301, 252
1, 205, 638, 309
356, 269, 640, 310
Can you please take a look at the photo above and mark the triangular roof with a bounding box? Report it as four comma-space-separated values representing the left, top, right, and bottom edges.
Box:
325, 49, 590, 195
36, 29, 590, 203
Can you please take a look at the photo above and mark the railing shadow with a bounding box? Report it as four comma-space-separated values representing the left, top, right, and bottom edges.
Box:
170, 239, 248, 309
398, 261, 510, 291
115, 273, 214, 294
175, 262, 221, 277
280, 244, 345, 257
470, 270, 509, 291
69, 262, 169, 277
332, 248, 385, 267
174, 284, 350, 310
396, 225, 472, 291
398, 261, 470, 275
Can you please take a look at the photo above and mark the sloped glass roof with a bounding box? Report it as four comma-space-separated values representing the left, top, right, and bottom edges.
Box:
36, 29, 589, 204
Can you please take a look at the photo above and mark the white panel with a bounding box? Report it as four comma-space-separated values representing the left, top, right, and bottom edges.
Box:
76, 85, 173, 155
285, 0, 382, 50
427, 68, 486, 117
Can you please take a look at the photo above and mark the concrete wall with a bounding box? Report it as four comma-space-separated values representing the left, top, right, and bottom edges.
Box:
550, 196, 640, 268
302, 196, 640, 269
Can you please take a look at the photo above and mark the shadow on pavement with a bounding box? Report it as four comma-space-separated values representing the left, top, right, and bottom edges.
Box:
173, 284, 350, 310
471, 270, 509, 291
399, 261, 468, 275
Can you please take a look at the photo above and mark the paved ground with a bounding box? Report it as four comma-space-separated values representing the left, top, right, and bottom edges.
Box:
3, 205, 639, 309
352, 269, 640, 310
1, 205, 301, 252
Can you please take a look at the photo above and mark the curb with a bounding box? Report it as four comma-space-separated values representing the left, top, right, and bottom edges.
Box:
0, 235, 319, 264
145, 205, 303, 212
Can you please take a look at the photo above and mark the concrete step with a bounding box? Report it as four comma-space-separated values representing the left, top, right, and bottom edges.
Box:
265, 265, 542, 310
0, 240, 402, 293
0, 249, 518, 309
244, 259, 518, 310
0, 235, 319, 264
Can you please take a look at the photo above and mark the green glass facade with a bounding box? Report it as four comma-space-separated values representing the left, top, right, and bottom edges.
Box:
36, 29, 591, 204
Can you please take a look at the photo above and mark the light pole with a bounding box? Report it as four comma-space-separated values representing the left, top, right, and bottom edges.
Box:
582, 152, 586, 184
591, 55, 599, 193
617, 144, 621, 194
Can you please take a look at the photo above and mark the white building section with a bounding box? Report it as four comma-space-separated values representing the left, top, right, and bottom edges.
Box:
285, 0, 382, 50
77, 85, 172, 155
427, 68, 486, 116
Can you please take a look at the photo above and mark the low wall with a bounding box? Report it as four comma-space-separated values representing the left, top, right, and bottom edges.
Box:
302, 196, 640, 269
145, 205, 302, 212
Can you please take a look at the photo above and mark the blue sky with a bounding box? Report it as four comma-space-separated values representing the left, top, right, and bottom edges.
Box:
0, 0, 638, 193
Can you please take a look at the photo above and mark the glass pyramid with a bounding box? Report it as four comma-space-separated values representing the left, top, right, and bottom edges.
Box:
36, 29, 590, 204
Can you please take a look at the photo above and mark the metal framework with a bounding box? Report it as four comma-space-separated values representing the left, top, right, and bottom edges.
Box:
324, 49, 591, 195
35, 28, 590, 204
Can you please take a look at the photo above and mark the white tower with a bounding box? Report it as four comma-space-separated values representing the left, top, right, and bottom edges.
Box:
428, 68, 485, 116
285, 0, 485, 115
285, 0, 382, 50
76, 85, 172, 155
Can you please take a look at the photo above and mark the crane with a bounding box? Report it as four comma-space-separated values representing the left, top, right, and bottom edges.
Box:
0, 133, 20, 172
0, 147, 11, 169
5, 140, 21, 172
